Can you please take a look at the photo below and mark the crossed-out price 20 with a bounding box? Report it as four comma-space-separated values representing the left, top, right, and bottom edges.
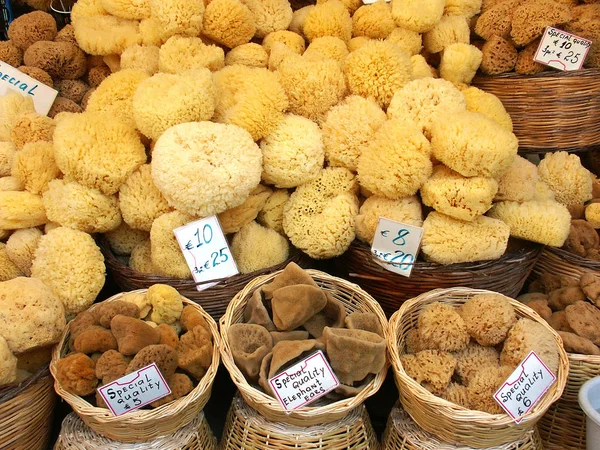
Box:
372, 247, 414, 271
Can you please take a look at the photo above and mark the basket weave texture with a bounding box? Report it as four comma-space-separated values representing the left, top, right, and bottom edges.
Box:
219, 395, 380, 450
472, 69, 600, 152
53, 411, 217, 450
382, 405, 543, 450
388, 287, 569, 448
99, 238, 310, 321
336, 240, 541, 317
0, 366, 56, 450
49, 289, 221, 443
219, 268, 389, 426
538, 397, 586, 450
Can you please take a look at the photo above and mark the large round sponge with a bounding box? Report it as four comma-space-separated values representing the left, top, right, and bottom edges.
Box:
460, 293, 517, 346
5, 227, 42, 276
538, 151, 593, 206
303, 0, 352, 43
150, 210, 194, 278
231, 221, 289, 274
158, 35, 224, 73
391, 0, 445, 33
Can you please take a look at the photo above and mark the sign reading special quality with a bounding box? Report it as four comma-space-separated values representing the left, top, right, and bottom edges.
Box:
534, 26, 592, 71
97, 363, 171, 416
371, 218, 423, 277
0, 61, 58, 115
494, 351, 556, 423
269, 350, 339, 410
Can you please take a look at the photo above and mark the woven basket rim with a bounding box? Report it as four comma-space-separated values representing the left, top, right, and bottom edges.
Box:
473, 68, 600, 81
544, 246, 600, 271
49, 289, 220, 426
219, 268, 389, 425
388, 287, 569, 426
0, 364, 50, 404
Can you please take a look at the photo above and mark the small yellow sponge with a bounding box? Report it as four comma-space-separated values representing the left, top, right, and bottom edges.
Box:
423, 15, 470, 54
439, 43, 482, 84
391, 0, 445, 33
355, 195, 422, 244
538, 151, 593, 206
231, 221, 289, 274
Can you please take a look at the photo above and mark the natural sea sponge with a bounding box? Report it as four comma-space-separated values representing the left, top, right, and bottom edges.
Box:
439, 43, 482, 84
0, 191, 47, 230
158, 324, 179, 349
357, 119, 432, 199
119, 164, 172, 232
344, 40, 412, 108
177, 325, 213, 379
391, 0, 445, 33
54, 80, 89, 104
0, 142, 16, 177
303, 292, 346, 338
0, 244, 22, 281
262, 31, 305, 55
355, 195, 422, 244
460, 294, 517, 346
53, 111, 146, 196
96, 350, 129, 381
267, 339, 324, 380
23, 41, 86, 79
231, 221, 290, 274
474, 0, 516, 40
445, 0, 482, 17
422, 212, 510, 264
147, 284, 183, 325
401, 349, 456, 395
348, 36, 371, 52
31, 227, 105, 316
495, 156, 537, 202
303, 0, 352, 43
515, 39, 546, 75
563, 220, 599, 257
500, 318, 559, 374
262, 262, 318, 300
5, 227, 42, 276
229, 323, 273, 382
511, 0, 571, 46
225, 43, 269, 68
442, 382, 470, 408
480, 35, 518, 75
149, 211, 194, 279
352, 1, 395, 39
524, 299, 552, 322
245, 289, 276, 331
93, 301, 140, 328
181, 305, 210, 333
272, 284, 327, 331
129, 239, 157, 274
72, 16, 140, 56
101, 0, 149, 19
270, 331, 309, 345
150, 0, 203, 37
74, 326, 118, 354
105, 223, 148, 256
111, 315, 161, 355
386, 28, 422, 56
345, 312, 383, 337
488, 200, 571, 247
120, 45, 159, 75
548, 311, 574, 333
11, 141, 60, 195
56, 353, 97, 396
159, 36, 224, 73
322, 95, 386, 172
7, 11, 57, 50
418, 302, 470, 352
87, 65, 112, 87
559, 331, 600, 356
127, 344, 178, 378
17, 66, 53, 87
467, 365, 514, 414
0, 92, 35, 142
586, 203, 600, 229
242, 0, 292, 38
566, 301, 600, 346
218, 185, 272, 234
0, 41, 23, 67
151, 122, 262, 217
133, 70, 216, 140
202, 0, 255, 48
548, 287, 586, 311
68, 312, 96, 350
48, 97, 82, 118
10, 112, 54, 150
303, 36, 349, 63
0, 336, 17, 385
581, 273, 600, 307
256, 189, 289, 234
421, 165, 498, 222
455, 342, 500, 384
0, 176, 22, 191
423, 15, 470, 54
538, 152, 593, 206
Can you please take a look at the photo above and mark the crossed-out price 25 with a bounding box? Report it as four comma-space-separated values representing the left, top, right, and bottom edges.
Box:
191, 247, 229, 274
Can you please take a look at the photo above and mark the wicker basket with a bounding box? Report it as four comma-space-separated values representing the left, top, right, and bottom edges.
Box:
388, 287, 569, 448
219, 268, 389, 426
99, 237, 310, 321
538, 397, 587, 450
49, 289, 221, 443
471, 69, 600, 152
54, 411, 217, 450
219, 394, 379, 450
336, 240, 542, 317
382, 405, 543, 450
531, 246, 600, 283
0, 366, 56, 450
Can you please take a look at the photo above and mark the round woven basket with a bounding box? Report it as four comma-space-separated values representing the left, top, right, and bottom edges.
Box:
538, 397, 586, 450
388, 287, 569, 448
531, 246, 600, 282
219, 394, 379, 450
336, 240, 542, 317
0, 366, 56, 450
471, 69, 600, 152
49, 289, 221, 443
99, 237, 311, 321
382, 405, 543, 450
219, 268, 389, 426
54, 411, 217, 450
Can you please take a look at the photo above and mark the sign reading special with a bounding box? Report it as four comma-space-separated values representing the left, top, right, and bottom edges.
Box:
534, 26, 592, 71
0, 61, 58, 115
371, 218, 423, 277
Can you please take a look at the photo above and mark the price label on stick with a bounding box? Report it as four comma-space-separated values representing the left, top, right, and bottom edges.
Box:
0, 61, 58, 115
371, 218, 423, 278
269, 350, 339, 411
534, 26, 592, 71
494, 351, 556, 423
97, 363, 171, 416
174, 216, 239, 291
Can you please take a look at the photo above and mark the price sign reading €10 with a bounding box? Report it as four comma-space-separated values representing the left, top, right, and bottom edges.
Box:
371, 218, 424, 278
534, 26, 592, 71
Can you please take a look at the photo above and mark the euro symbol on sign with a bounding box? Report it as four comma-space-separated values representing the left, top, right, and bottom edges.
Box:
381, 230, 389, 237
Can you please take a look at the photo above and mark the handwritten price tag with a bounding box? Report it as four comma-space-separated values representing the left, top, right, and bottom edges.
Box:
97, 363, 171, 416
174, 216, 239, 291
534, 26, 592, 71
269, 350, 339, 410
0, 61, 58, 115
371, 218, 423, 277
494, 351, 556, 423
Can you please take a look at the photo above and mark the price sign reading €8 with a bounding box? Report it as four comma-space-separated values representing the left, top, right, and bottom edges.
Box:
174, 216, 239, 291
534, 26, 592, 71
371, 218, 423, 278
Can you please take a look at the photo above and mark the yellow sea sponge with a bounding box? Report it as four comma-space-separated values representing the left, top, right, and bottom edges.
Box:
10, 112, 54, 150
0, 142, 16, 177
101, 0, 149, 19
129, 239, 157, 273
421, 165, 498, 222
439, 43, 482, 84
423, 15, 470, 54
348, 36, 371, 52
0, 243, 23, 281
150, 210, 194, 278
355, 195, 422, 244
410, 54, 436, 79
0, 191, 47, 230
495, 155, 538, 203
442, 383, 470, 408
152, 122, 262, 217
202, 0, 255, 48
421, 211, 510, 264
262, 31, 305, 55
303, 0, 352, 43
70, 0, 108, 20
105, 222, 149, 255
42, 179, 121, 233
257, 189, 289, 234
391, 0, 445, 33
500, 318, 559, 374
213, 65, 288, 139
461, 86, 512, 132
488, 200, 571, 247
289, 5, 313, 36
467, 365, 514, 413
387, 77, 466, 139
357, 119, 432, 199
120, 45, 160, 74
418, 302, 470, 352
267, 42, 297, 70
303, 36, 349, 63
31, 227, 105, 315
386, 27, 422, 56
231, 221, 289, 273
344, 40, 411, 108
586, 203, 600, 229
474, 0, 519, 40
72, 15, 140, 56
0, 177, 23, 191
224, 43, 269, 67
322, 95, 386, 172
119, 164, 172, 232
159, 35, 224, 73
401, 350, 456, 395
260, 114, 324, 188
217, 184, 272, 233
149, 0, 204, 37
11, 141, 60, 195
133, 69, 216, 140
480, 35, 517, 75
0, 92, 35, 142
5, 227, 42, 276
533, 181, 556, 202
147, 284, 183, 324
460, 293, 517, 346
538, 152, 593, 206
53, 111, 146, 195
352, 1, 395, 39
139, 18, 167, 46
0, 335, 17, 384
430, 110, 518, 178
242, 0, 292, 38
511, 0, 571, 46
283, 167, 359, 259
454, 342, 499, 384
444, 0, 482, 17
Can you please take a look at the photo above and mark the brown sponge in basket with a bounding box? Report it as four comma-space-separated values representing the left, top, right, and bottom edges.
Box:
480, 35, 518, 75
262, 261, 318, 299
303, 292, 346, 338
244, 288, 276, 331
229, 323, 273, 382
271, 285, 327, 331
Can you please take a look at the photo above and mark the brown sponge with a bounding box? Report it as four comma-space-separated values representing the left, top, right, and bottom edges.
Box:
548, 287, 586, 311
110, 315, 161, 356
228, 323, 273, 382
581, 273, 600, 307
565, 301, 600, 346
270, 330, 310, 345
262, 262, 318, 299
17, 66, 53, 87
181, 305, 210, 334
418, 302, 470, 352
302, 292, 346, 338
244, 288, 276, 331
511, 0, 572, 46
177, 325, 213, 380
344, 312, 383, 337
150, 373, 194, 407
7, 11, 57, 50
93, 301, 140, 328
157, 324, 179, 349
271, 285, 327, 331
559, 331, 600, 355
56, 352, 98, 396
73, 326, 118, 354
23, 41, 86, 79
460, 294, 517, 346
515, 39, 546, 75
0, 41, 23, 67
127, 344, 178, 379
268, 339, 324, 379
68, 311, 96, 350
400, 349, 456, 395
95, 349, 130, 380
563, 220, 599, 257
480, 35, 518, 75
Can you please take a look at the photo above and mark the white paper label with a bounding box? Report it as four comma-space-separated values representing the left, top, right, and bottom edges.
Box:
174, 216, 239, 291
534, 26, 592, 71
362, 0, 390, 4
97, 363, 171, 416
494, 351, 557, 423
0, 61, 58, 115
269, 350, 339, 410
371, 218, 423, 277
